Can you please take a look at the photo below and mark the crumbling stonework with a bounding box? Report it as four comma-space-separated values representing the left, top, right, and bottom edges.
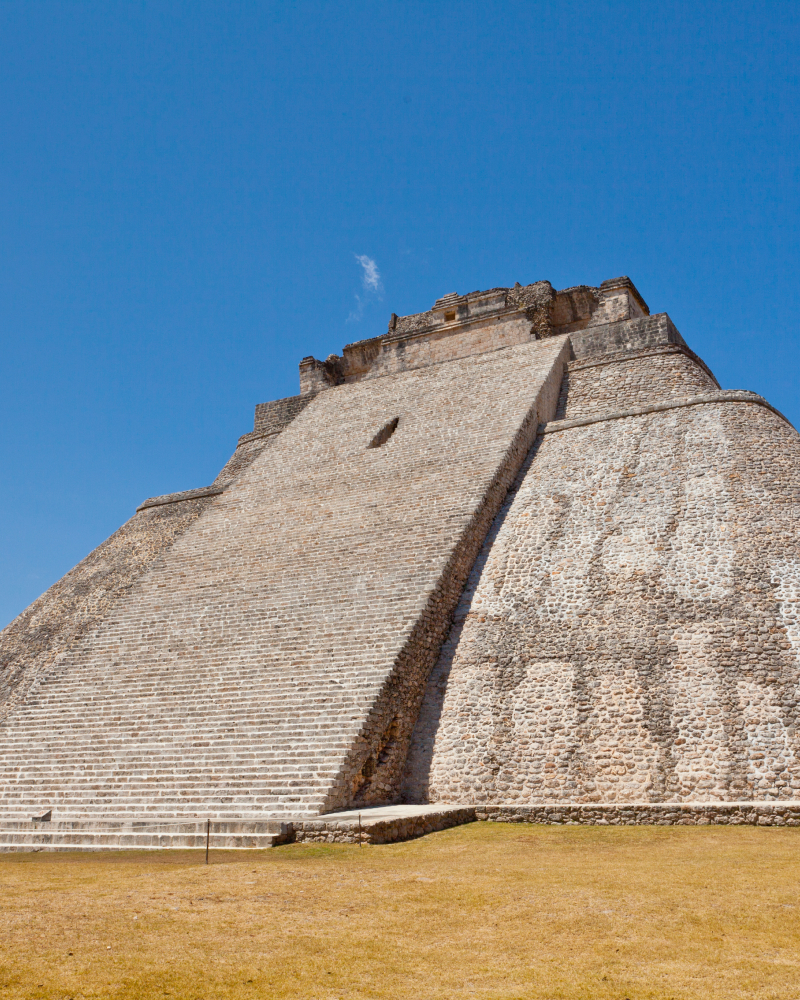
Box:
2, 274, 798, 829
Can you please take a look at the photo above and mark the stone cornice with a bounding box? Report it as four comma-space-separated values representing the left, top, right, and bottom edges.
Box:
539, 390, 796, 436
136, 485, 226, 512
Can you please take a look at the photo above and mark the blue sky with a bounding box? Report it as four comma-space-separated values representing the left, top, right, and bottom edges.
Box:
1, 0, 798, 627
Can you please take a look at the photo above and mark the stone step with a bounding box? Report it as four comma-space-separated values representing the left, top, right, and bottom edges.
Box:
0, 771, 337, 782
0, 756, 348, 767
0, 805, 327, 816
0, 818, 294, 851
1, 718, 357, 728
0, 806, 478, 851
0, 788, 332, 803
24, 680, 385, 697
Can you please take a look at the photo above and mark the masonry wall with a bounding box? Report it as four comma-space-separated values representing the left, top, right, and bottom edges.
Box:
253, 394, 315, 436
570, 313, 684, 361
0, 417, 294, 730
0, 337, 569, 819
405, 385, 800, 805
366, 315, 534, 379
554, 346, 719, 421
0, 498, 216, 724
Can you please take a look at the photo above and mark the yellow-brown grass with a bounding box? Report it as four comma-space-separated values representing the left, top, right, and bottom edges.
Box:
1, 822, 799, 999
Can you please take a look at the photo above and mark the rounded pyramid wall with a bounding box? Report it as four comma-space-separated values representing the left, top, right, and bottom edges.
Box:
407, 349, 800, 807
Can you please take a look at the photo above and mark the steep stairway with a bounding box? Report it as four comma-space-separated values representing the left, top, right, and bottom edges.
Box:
0, 337, 568, 823
0, 818, 291, 852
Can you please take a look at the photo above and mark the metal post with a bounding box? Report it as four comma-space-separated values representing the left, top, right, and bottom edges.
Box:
205, 818, 210, 864
358, 812, 362, 848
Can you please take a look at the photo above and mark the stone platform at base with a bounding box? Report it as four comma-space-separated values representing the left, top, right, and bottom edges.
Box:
0, 819, 293, 852
0, 805, 474, 852
292, 804, 476, 844
475, 802, 800, 826
4, 801, 800, 852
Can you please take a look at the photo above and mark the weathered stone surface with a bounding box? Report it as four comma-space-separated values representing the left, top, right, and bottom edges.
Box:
0, 817, 292, 851
3, 273, 798, 831
0, 499, 216, 726
406, 347, 800, 806
292, 805, 476, 844
475, 803, 800, 826
0, 333, 568, 820
554, 344, 719, 420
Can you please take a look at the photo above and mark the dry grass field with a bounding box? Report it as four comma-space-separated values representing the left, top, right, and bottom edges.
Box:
1, 822, 799, 1000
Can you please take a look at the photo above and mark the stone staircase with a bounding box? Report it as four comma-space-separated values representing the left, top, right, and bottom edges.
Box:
0, 337, 569, 830
0, 658, 385, 819
0, 805, 478, 851
0, 818, 292, 852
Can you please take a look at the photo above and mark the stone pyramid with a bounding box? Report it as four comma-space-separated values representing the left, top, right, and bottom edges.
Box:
2, 275, 799, 838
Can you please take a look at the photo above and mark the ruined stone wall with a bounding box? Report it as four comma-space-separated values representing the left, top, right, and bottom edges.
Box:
570, 313, 684, 361
406, 391, 800, 806
0, 337, 569, 820
297, 278, 654, 394
555, 346, 719, 421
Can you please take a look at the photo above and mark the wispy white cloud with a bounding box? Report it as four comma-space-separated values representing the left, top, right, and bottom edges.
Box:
355, 254, 382, 293
348, 254, 383, 322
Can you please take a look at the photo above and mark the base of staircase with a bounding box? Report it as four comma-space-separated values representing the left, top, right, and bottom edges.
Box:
5, 800, 796, 852
0, 804, 475, 851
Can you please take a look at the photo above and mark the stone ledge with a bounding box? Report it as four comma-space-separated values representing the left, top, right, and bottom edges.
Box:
475, 802, 800, 826
539, 390, 795, 436
236, 429, 281, 446
136, 486, 226, 512
293, 806, 476, 844
0, 818, 293, 852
